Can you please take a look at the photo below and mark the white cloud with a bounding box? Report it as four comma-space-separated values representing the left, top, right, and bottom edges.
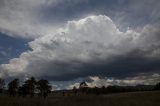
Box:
67, 74, 160, 89
0, 15, 160, 81
89, 73, 160, 87
67, 82, 80, 89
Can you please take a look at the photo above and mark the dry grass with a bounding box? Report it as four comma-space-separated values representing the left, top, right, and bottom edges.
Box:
0, 91, 160, 106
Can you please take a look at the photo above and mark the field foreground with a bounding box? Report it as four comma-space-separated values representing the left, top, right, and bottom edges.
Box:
0, 91, 160, 106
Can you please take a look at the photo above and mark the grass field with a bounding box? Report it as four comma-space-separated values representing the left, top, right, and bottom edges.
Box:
0, 91, 160, 106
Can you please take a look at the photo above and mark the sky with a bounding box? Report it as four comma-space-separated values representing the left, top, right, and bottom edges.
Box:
0, 0, 160, 90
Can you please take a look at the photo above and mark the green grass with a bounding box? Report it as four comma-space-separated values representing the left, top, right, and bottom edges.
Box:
0, 91, 160, 106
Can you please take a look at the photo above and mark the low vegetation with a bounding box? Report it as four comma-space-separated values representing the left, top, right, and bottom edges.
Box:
0, 91, 160, 106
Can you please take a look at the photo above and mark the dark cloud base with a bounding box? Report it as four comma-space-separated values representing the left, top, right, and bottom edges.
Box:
40, 50, 160, 81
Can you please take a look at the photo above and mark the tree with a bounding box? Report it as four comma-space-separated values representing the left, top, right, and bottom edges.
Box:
19, 77, 37, 97
8, 78, 19, 96
79, 81, 88, 94
79, 81, 88, 89
0, 78, 5, 93
24, 77, 36, 96
101, 86, 106, 94
18, 84, 28, 97
37, 79, 51, 98
154, 82, 160, 90
73, 86, 78, 96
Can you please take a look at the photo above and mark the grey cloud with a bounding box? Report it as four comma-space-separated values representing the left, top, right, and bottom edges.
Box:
0, 0, 61, 38
1, 0, 160, 39
42, 0, 160, 29
1, 15, 160, 81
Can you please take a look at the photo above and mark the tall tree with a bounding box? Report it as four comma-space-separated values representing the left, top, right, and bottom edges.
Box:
18, 77, 37, 97
0, 78, 5, 93
24, 77, 36, 96
37, 79, 51, 98
18, 84, 28, 97
8, 78, 19, 96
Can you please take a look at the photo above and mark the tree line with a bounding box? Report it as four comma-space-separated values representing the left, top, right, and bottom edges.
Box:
1, 78, 160, 97
76, 81, 160, 95
0, 77, 51, 98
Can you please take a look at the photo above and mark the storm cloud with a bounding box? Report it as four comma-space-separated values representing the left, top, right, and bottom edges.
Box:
0, 0, 160, 89
1, 15, 160, 81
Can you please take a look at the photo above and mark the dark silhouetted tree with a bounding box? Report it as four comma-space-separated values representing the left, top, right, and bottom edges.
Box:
73, 86, 78, 96
79, 81, 88, 89
154, 82, 160, 90
24, 77, 36, 97
18, 77, 37, 97
8, 78, 19, 96
79, 81, 88, 94
101, 86, 106, 94
37, 79, 51, 98
0, 78, 5, 93
18, 84, 28, 97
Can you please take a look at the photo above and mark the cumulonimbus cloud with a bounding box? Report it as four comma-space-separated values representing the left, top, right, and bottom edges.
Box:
0, 15, 160, 81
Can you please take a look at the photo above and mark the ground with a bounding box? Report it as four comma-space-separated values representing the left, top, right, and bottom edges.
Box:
0, 91, 160, 106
